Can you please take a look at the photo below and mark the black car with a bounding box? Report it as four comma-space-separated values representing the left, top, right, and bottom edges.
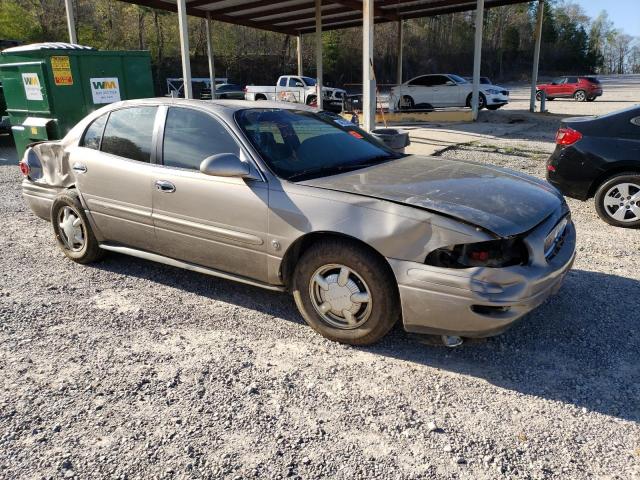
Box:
546, 106, 640, 228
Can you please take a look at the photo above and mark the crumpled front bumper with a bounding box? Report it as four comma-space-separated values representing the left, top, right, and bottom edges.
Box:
389, 214, 576, 337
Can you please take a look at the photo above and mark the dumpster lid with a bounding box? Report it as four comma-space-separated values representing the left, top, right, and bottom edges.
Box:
2, 42, 95, 53
23, 117, 55, 127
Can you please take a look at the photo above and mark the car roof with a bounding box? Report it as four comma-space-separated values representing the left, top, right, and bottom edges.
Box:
111, 97, 310, 112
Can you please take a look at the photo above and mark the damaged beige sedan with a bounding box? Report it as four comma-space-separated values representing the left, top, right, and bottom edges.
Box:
20, 99, 576, 346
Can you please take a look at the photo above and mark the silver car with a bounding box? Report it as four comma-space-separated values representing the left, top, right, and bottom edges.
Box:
20, 99, 576, 345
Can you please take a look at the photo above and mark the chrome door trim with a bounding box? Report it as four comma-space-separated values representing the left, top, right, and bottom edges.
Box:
153, 212, 264, 245
99, 244, 285, 292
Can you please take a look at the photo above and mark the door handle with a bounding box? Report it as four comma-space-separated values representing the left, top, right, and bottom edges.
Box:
155, 180, 176, 193
72, 162, 87, 173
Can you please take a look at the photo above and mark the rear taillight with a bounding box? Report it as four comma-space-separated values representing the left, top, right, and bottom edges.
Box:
19, 161, 30, 177
555, 127, 582, 146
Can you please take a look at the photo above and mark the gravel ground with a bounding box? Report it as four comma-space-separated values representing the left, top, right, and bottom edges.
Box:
1, 127, 640, 479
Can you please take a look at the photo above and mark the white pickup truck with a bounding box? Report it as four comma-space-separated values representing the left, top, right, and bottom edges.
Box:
244, 75, 346, 111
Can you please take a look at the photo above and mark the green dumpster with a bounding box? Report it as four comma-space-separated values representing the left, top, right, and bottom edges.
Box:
0, 42, 154, 159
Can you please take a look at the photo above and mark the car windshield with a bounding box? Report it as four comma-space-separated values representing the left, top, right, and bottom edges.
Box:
449, 74, 467, 84
235, 108, 400, 181
301, 76, 317, 86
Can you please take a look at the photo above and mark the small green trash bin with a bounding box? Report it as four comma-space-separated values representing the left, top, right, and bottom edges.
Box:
0, 42, 154, 159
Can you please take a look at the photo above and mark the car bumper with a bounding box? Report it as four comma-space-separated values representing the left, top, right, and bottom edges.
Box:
485, 93, 509, 106
588, 89, 603, 98
388, 214, 576, 338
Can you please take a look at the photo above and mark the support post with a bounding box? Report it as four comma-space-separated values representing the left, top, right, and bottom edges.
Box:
297, 35, 303, 76
315, 0, 323, 109
64, 0, 77, 44
471, 0, 484, 120
176, 0, 193, 99
396, 19, 403, 85
205, 12, 216, 99
530, 0, 544, 112
363, 0, 375, 131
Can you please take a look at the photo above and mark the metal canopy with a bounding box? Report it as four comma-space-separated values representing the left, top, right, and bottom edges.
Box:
118, 0, 531, 35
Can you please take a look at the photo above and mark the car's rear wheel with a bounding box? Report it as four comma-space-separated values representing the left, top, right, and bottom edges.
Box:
292, 239, 400, 345
535, 90, 544, 101
573, 90, 587, 102
586, 96, 596, 102
594, 174, 640, 228
51, 190, 104, 263
399, 95, 415, 110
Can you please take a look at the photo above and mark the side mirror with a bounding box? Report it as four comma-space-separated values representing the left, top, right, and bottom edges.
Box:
446, 81, 456, 86
200, 153, 251, 178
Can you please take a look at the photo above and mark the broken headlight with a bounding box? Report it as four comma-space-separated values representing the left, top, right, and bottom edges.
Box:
425, 238, 528, 269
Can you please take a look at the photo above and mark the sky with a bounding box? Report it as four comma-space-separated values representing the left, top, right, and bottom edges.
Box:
577, 0, 640, 37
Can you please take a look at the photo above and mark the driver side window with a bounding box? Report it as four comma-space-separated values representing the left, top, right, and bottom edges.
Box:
162, 107, 240, 170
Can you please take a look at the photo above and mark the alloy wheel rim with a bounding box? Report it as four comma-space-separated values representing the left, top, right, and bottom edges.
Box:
58, 206, 86, 251
575, 91, 586, 101
309, 264, 372, 330
603, 182, 640, 223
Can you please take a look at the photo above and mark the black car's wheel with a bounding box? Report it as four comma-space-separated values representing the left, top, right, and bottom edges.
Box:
51, 189, 105, 263
399, 95, 415, 110
292, 239, 400, 345
594, 174, 640, 228
466, 93, 486, 109
573, 90, 587, 102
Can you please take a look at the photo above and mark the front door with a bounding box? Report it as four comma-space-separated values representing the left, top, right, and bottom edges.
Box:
72, 106, 159, 251
150, 106, 270, 282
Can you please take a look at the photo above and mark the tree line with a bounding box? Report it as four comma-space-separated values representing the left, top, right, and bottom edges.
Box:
1, 0, 638, 94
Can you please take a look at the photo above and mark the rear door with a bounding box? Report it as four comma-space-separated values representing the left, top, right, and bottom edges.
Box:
150, 106, 270, 282
564, 76, 579, 96
72, 105, 160, 251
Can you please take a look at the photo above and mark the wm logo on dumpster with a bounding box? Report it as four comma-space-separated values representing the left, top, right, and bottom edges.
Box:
92, 80, 118, 90
90, 77, 121, 104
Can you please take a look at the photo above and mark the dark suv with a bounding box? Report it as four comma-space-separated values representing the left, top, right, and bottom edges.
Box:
536, 76, 602, 102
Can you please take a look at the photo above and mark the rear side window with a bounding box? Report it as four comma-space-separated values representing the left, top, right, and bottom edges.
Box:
81, 114, 107, 150
162, 107, 239, 170
101, 107, 158, 163
584, 77, 600, 84
409, 76, 433, 87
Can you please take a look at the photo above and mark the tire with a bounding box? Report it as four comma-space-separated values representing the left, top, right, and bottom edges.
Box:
255, 94, 266, 101
573, 90, 587, 102
292, 239, 400, 345
586, 97, 596, 102
51, 189, 104, 264
465, 92, 486, 109
535, 90, 544, 101
399, 95, 414, 110
306, 95, 317, 106
594, 173, 640, 228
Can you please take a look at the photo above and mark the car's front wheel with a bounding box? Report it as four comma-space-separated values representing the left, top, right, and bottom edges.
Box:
466, 92, 486, 109
594, 173, 640, 228
292, 239, 400, 345
51, 189, 104, 263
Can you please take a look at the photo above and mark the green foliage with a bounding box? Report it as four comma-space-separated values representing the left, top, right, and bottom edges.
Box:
0, 0, 41, 41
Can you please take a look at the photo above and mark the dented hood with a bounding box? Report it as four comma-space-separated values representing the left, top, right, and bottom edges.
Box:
299, 155, 564, 237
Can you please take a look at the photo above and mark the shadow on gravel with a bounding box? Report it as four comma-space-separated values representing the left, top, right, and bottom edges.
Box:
90, 256, 639, 422
369, 268, 640, 423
